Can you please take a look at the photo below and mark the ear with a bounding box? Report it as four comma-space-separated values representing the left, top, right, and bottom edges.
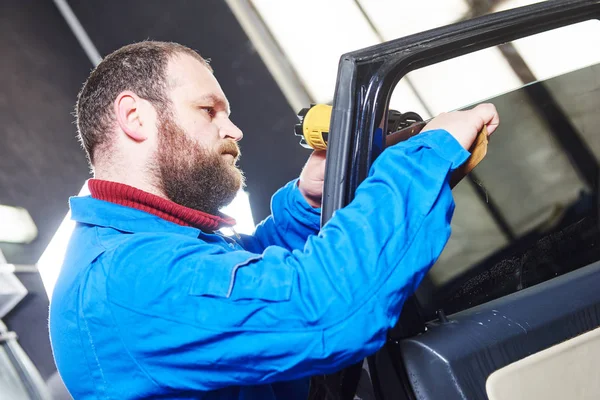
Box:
114, 91, 148, 142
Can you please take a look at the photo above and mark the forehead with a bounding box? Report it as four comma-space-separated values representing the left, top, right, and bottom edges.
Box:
166, 54, 230, 111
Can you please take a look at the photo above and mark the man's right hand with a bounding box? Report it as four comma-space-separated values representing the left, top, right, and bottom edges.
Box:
422, 103, 500, 150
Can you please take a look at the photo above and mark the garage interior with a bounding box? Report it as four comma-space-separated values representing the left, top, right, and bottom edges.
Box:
1, 0, 599, 399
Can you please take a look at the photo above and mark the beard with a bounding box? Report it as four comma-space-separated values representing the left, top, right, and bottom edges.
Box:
152, 115, 244, 216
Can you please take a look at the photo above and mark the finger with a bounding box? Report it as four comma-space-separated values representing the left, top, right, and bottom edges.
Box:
472, 103, 500, 136
486, 110, 501, 135
312, 150, 327, 160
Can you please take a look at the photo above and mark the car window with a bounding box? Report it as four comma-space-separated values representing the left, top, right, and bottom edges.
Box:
387, 20, 600, 317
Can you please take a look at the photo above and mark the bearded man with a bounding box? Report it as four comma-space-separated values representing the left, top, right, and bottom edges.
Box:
49, 41, 499, 400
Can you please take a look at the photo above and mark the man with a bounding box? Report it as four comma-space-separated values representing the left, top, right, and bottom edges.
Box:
49, 41, 499, 399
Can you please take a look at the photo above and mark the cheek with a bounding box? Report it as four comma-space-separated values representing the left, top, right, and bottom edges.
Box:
189, 121, 220, 147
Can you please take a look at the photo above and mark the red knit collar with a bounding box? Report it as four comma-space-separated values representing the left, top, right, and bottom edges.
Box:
87, 179, 236, 231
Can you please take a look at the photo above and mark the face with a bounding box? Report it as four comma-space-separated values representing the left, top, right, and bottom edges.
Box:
151, 54, 245, 215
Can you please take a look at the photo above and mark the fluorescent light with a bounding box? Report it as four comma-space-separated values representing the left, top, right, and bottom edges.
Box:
402, 47, 522, 115
494, 0, 552, 12
389, 80, 433, 120
37, 183, 89, 299
220, 190, 256, 236
37, 212, 77, 300
251, 0, 380, 103
0, 205, 38, 244
250, 0, 435, 116
0, 264, 28, 319
492, 1, 600, 80
363, 0, 521, 117
357, 0, 469, 41
38, 183, 255, 299
508, 19, 600, 82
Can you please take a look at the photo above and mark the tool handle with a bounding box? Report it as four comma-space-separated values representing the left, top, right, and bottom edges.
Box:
449, 125, 488, 188
385, 121, 428, 146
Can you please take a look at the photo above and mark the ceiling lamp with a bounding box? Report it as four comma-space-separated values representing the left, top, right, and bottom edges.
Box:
0, 205, 38, 244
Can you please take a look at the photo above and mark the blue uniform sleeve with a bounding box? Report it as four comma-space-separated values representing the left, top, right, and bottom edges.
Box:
104, 129, 470, 392
236, 179, 321, 253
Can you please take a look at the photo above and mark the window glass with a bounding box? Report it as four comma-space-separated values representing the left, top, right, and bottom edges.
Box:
386, 21, 600, 316
420, 64, 599, 315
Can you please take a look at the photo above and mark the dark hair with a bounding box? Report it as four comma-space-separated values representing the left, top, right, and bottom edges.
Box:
75, 41, 212, 164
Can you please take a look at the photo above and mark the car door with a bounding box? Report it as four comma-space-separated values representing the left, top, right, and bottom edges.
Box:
317, 1, 600, 399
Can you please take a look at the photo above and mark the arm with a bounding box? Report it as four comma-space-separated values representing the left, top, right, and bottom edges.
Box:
104, 129, 469, 391
236, 178, 321, 253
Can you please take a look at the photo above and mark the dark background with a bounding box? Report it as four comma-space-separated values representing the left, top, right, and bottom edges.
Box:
1, 0, 305, 380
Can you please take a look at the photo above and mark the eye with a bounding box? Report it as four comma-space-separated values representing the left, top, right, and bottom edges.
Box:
200, 107, 216, 118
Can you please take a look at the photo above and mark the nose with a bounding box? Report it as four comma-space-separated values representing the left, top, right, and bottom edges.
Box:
220, 118, 244, 142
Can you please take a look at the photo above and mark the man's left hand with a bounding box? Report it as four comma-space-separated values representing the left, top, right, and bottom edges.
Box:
298, 150, 326, 208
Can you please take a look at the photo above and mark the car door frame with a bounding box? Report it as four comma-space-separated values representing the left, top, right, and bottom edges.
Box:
319, 1, 600, 398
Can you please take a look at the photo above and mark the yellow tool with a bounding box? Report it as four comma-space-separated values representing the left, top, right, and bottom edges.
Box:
294, 104, 332, 150
294, 104, 423, 150
294, 103, 489, 188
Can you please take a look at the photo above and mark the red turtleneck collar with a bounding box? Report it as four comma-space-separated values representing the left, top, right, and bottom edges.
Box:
88, 179, 236, 231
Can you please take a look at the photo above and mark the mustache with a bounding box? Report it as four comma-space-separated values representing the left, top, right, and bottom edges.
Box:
220, 141, 240, 159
